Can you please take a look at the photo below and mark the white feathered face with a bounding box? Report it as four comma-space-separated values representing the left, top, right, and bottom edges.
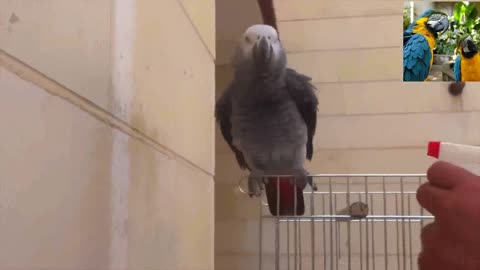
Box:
236, 24, 285, 69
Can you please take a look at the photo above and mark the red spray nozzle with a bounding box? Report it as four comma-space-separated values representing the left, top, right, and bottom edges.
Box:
427, 141, 441, 158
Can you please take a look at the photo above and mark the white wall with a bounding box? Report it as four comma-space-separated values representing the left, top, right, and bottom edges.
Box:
0, 0, 215, 269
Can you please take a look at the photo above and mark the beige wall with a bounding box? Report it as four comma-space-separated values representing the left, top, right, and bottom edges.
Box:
215, 0, 480, 269
0, 0, 214, 269
215, 0, 262, 65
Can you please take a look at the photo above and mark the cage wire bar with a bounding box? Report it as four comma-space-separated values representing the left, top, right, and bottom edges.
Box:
241, 174, 434, 270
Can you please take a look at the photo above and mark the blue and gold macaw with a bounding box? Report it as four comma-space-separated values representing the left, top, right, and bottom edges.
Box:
403, 9, 449, 81
454, 35, 480, 81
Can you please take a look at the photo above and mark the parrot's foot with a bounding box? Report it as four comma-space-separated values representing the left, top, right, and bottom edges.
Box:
308, 176, 318, 191
288, 169, 315, 191
248, 173, 265, 198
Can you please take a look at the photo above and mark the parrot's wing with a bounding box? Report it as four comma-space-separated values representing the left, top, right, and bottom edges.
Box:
403, 34, 432, 81
454, 55, 461, 81
403, 30, 413, 46
285, 68, 319, 160
215, 84, 250, 170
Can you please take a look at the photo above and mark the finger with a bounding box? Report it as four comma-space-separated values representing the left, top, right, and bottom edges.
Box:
417, 183, 451, 217
420, 222, 453, 250
420, 222, 440, 250
418, 251, 455, 270
418, 251, 431, 270
419, 223, 461, 269
427, 161, 477, 189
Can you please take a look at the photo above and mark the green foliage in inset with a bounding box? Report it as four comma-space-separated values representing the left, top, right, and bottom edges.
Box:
404, 8, 412, 31
435, 2, 480, 55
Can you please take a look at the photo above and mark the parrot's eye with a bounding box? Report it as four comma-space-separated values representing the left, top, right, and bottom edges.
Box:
245, 36, 250, 43
267, 36, 271, 40
429, 13, 443, 21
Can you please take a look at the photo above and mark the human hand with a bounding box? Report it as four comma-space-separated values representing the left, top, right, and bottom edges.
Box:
417, 161, 480, 269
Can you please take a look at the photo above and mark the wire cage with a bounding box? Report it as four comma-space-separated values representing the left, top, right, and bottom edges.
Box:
242, 174, 434, 270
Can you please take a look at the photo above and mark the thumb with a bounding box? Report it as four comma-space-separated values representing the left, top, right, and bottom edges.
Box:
427, 161, 479, 190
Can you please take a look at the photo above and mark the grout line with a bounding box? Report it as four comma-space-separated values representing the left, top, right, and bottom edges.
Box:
314, 80, 400, 86
311, 80, 467, 86
278, 13, 402, 22
217, 45, 401, 66
311, 78, 401, 84
317, 109, 479, 118
0, 49, 214, 178
216, 145, 427, 157
286, 46, 400, 54
176, 0, 215, 61
314, 146, 433, 153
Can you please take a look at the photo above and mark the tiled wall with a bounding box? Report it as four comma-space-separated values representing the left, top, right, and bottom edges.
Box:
215, 0, 480, 269
0, 0, 215, 269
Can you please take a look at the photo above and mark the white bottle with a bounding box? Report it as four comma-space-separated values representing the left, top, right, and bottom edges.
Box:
427, 141, 480, 176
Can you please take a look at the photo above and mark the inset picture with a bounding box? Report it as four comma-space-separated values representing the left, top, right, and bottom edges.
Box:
403, 1, 480, 81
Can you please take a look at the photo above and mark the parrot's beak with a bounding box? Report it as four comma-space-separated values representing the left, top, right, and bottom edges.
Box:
463, 38, 477, 54
428, 15, 449, 35
253, 36, 272, 67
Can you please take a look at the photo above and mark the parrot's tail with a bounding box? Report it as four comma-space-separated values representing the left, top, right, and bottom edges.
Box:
265, 177, 305, 216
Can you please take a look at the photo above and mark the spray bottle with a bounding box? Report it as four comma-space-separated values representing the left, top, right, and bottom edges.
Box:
427, 141, 480, 176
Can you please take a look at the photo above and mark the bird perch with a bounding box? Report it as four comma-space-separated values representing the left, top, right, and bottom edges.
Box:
256, 0, 278, 34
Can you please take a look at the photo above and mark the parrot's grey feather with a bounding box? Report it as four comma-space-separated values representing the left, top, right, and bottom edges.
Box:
285, 68, 318, 160
225, 71, 310, 177
214, 24, 318, 196
215, 85, 250, 170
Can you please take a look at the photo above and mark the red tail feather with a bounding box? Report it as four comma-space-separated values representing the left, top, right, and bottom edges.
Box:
265, 177, 305, 216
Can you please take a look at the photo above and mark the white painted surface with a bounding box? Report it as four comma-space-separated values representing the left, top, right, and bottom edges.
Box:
109, 0, 136, 267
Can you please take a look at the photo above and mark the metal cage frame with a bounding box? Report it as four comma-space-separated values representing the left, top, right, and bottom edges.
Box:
240, 174, 435, 270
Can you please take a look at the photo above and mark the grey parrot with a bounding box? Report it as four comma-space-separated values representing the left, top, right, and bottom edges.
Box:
215, 24, 318, 216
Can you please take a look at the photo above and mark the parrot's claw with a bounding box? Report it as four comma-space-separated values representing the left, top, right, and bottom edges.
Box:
247, 187, 262, 197
248, 174, 264, 198
261, 178, 268, 185
308, 176, 318, 191
288, 169, 311, 191
249, 191, 262, 198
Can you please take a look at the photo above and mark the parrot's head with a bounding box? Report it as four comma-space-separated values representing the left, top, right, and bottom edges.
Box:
457, 34, 478, 58
413, 9, 449, 37
233, 24, 286, 74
